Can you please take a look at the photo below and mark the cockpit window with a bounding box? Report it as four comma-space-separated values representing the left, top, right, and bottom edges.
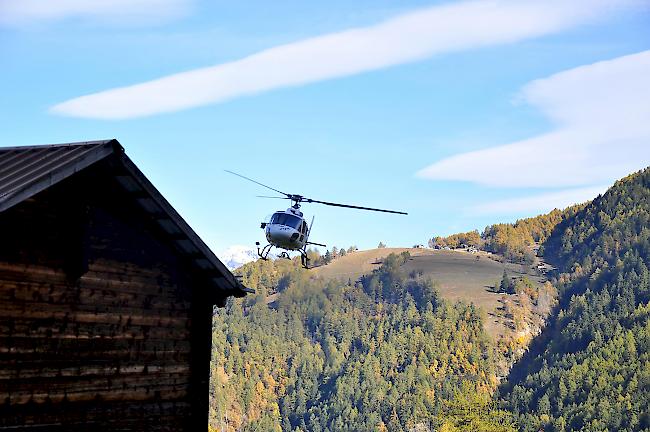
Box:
271, 213, 302, 229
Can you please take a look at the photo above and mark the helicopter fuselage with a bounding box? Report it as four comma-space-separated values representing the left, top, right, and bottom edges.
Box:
263, 207, 309, 251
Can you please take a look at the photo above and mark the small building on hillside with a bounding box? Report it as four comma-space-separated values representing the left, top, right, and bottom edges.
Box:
0, 140, 251, 431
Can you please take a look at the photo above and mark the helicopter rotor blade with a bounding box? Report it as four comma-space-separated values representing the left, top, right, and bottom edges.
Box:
225, 170, 289, 197
305, 198, 407, 215
226, 170, 406, 214
256, 195, 290, 200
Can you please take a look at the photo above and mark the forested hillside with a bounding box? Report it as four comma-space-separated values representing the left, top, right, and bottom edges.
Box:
210, 253, 515, 431
209, 168, 650, 432
428, 207, 582, 264
500, 168, 650, 431
482, 207, 583, 264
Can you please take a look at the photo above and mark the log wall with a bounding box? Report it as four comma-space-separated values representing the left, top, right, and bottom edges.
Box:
0, 164, 216, 431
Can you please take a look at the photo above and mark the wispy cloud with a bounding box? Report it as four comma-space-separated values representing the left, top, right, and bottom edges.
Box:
0, 0, 190, 27
50, 0, 635, 119
418, 50, 650, 189
471, 185, 608, 215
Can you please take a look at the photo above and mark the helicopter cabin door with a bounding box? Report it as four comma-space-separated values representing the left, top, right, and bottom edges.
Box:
298, 220, 308, 244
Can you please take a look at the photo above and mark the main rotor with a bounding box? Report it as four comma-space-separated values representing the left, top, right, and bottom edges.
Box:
225, 170, 407, 215
286, 194, 306, 209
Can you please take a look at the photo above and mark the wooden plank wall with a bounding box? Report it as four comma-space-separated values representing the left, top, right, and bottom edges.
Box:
0, 165, 215, 431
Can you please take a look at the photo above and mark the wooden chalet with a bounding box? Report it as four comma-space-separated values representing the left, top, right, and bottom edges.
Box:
0, 140, 251, 431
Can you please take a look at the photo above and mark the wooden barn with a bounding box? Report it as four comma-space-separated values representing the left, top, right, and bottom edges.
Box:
0, 140, 251, 431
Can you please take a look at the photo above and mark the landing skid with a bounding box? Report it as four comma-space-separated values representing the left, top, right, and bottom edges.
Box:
299, 249, 310, 269
256, 242, 274, 260
255, 242, 311, 269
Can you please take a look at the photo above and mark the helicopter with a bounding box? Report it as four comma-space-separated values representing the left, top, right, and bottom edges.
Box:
225, 170, 407, 269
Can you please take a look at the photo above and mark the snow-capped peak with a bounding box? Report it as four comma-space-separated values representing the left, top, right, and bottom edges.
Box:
218, 245, 258, 270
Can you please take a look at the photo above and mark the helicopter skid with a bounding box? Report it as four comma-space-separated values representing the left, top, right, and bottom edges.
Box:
256, 242, 311, 269
257, 243, 274, 261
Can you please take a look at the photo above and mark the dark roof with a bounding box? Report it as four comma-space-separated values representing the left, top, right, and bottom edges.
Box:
0, 139, 252, 299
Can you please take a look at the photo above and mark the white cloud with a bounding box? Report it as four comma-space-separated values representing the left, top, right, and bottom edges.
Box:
418, 50, 650, 188
50, 0, 636, 119
471, 185, 608, 215
0, 0, 189, 26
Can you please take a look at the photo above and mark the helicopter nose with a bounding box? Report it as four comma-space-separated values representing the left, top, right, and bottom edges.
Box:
275, 230, 291, 240
268, 225, 293, 242
290, 233, 299, 241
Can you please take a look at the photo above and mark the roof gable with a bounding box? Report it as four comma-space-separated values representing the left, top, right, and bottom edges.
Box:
0, 139, 251, 300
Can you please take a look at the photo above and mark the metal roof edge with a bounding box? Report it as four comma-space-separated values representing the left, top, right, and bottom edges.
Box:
0, 139, 121, 152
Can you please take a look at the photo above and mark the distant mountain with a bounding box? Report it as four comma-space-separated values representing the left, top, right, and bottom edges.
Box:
218, 245, 258, 270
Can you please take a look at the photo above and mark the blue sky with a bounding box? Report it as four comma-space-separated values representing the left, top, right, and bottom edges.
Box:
1, 0, 649, 258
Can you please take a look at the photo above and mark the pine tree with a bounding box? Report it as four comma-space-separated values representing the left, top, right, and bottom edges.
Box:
500, 270, 513, 294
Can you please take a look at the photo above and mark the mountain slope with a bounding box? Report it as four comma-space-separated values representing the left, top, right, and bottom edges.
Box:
316, 248, 549, 339
211, 254, 515, 431
312, 247, 430, 282
500, 168, 650, 431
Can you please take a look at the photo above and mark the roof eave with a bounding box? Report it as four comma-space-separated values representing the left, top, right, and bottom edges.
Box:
115, 149, 251, 297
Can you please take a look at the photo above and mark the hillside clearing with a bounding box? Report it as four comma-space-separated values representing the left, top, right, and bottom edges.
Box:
313, 248, 547, 338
